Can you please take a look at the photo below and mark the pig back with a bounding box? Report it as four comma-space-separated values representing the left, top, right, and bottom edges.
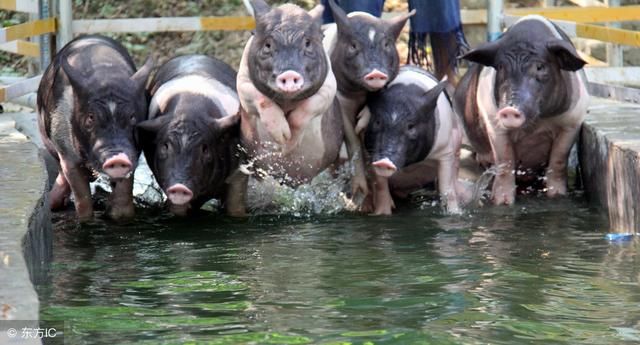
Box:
148, 55, 236, 96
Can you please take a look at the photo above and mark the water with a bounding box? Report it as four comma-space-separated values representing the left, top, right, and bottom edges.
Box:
34, 191, 640, 345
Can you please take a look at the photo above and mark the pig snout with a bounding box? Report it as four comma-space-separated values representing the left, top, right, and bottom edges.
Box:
363, 69, 389, 90
497, 106, 526, 129
167, 183, 194, 206
372, 158, 397, 178
276, 70, 304, 94
102, 153, 133, 179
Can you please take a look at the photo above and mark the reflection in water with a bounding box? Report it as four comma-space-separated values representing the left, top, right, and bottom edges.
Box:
37, 195, 640, 345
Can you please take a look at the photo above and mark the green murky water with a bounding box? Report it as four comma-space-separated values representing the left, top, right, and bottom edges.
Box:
36, 195, 640, 345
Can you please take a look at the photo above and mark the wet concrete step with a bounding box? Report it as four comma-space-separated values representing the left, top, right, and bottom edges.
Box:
580, 97, 640, 233
0, 114, 49, 344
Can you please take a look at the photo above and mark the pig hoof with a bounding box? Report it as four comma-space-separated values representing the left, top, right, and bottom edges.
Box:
371, 208, 393, 216
546, 180, 567, 198
107, 203, 135, 221
546, 188, 567, 198
492, 193, 515, 206
227, 208, 247, 217
74, 200, 94, 222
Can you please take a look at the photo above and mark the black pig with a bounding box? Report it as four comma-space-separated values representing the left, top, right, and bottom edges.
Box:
139, 55, 242, 216
37, 35, 152, 221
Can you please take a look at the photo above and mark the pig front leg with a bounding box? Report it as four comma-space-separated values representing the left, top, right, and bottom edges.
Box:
437, 157, 461, 214
340, 104, 368, 206
545, 126, 580, 197
50, 172, 71, 210
107, 176, 135, 220
238, 80, 290, 145
237, 39, 289, 145
285, 71, 337, 151
59, 158, 93, 221
490, 134, 517, 205
225, 170, 248, 217
372, 174, 395, 215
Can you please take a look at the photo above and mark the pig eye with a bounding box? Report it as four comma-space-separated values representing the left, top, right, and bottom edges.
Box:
262, 40, 272, 54
85, 114, 95, 128
536, 63, 545, 71
129, 114, 137, 124
349, 41, 359, 54
201, 144, 209, 156
304, 38, 311, 48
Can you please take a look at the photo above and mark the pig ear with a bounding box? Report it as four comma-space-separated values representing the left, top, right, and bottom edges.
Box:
137, 115, 169, 135
386, 9, 415, 40
419, 81, 447, 115
214, 112, 240, 132
546, 39, 587, 71
459, 40, 501, 68
328, 0, 353, 36
308, 4, 324, 24
61, 58, 91, 99
249, 0, 271, 19
130, 56, 154, 91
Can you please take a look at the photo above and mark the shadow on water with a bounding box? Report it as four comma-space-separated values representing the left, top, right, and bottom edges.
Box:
36, 187, 640, 345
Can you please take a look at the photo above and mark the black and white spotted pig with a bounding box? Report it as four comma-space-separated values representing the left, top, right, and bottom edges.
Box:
322, 0, 414, 201
453, 15, 589, 205
365, 66, 464, 215
138, 55, 242, 216
37, 35, 152, 221
236, 0, 347, 190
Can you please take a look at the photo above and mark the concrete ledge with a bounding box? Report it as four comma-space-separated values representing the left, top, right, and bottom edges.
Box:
0, 113, 50, 345
580, 99, 640, 233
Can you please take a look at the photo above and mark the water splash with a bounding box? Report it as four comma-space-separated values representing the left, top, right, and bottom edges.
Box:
467, 165, 498, 208
245, 163, 358, 216
90, 155, 166, 207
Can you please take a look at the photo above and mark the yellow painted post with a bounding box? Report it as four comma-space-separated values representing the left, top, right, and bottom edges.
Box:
0, 18, 56, 43
576, 23, 640, 47
507, 6, 640, 23
200, 16, 255, 31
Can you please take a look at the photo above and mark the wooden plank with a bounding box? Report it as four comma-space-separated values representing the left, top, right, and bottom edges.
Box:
588, 82, 640, 104
73, 17, 200, 33
73, 16, 257, 33
504, 15, 640, 47
0, 0, 39, 13
577, 22, 640, 47
0, 75, 41, 103
507, 5, 640, 23
0, 18, 56, 44
0, 40, 39, 57
567, 0, 606, 7
461, 9, 487, 25
580, 52, 607, 67
200, 16, 255, 31
586, 67, 640, 84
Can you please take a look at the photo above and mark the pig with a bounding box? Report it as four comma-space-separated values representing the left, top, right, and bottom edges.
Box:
37, 35, 152, 221
364, 66, 463, 215
453, 15, 589, 205
137, 55, 243, 216
236, 0, 346, 201
323, 0, 415, 203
